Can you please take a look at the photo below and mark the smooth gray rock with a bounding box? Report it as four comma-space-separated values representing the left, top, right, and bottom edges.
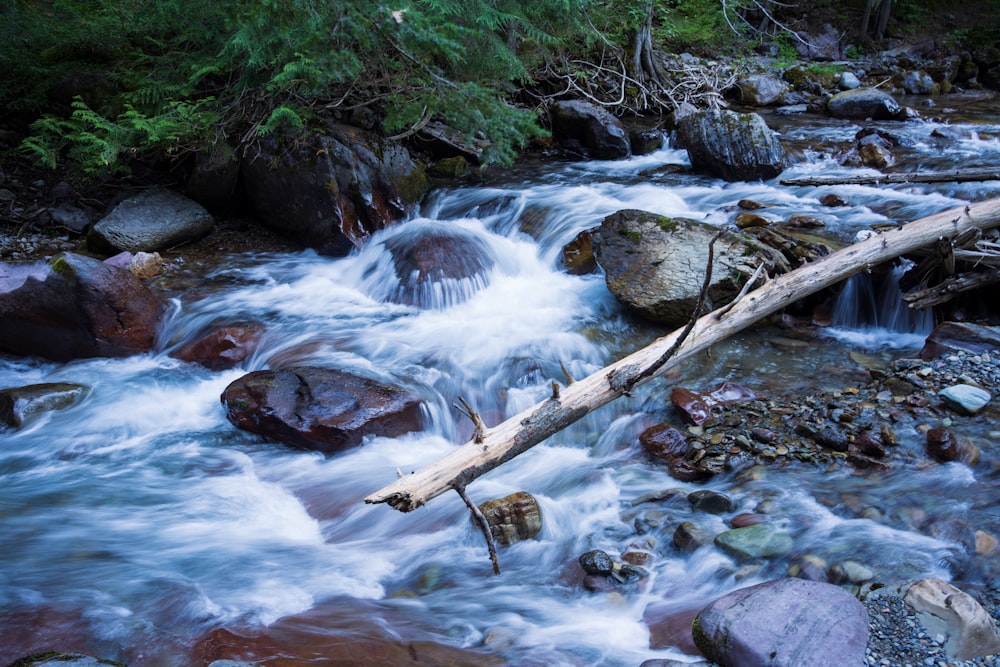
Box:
827, 87, 903, 120
693, 578, 869, 667
838, 72, 862, 90
735, 73, 788, 106
714, 523, 793, 560
88, 188, 214, 253
939, 384, 991, 416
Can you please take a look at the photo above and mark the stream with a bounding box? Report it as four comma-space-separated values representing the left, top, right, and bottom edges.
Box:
2, 95, 1000, 666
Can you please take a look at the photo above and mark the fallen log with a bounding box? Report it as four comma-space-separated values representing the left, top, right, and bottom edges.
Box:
903, 266, 1000, 308
366, 197, 1000, 513
780, 168, 1000, 187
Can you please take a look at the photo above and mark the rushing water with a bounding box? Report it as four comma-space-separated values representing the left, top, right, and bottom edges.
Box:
3, 97, 1000, 666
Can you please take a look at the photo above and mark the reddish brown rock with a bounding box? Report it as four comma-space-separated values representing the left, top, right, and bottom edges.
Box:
639, 423, 689, 462
926, 426, 960, 462
221, 366, 424, 453
0, 252, 164, 361
172, 323, 265, 370
671, 381, 760, 425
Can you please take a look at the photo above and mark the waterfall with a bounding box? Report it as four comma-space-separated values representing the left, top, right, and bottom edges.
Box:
829, 260, 934, 348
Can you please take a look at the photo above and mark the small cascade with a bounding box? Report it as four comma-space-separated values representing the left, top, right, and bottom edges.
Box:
358, 219, 497, 309
829, 260, 934, 348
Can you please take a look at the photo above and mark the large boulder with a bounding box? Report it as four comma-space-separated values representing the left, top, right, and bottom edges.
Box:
592, 210, 783, 326
692, 578, 869, 667
919, 321, 1000, 360
87, 188, 215, 254
549, 100, 631, 160
676, 109, 787, 181
827, 87, 903, 120
220, 366, 425, 453
241, 124, 428, 256
0, 252, 164, 361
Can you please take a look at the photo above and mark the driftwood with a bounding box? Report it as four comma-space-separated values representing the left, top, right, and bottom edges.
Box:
780, 168, 1000, 187
904, 266, 1000, 308
366, 197, 1000, 514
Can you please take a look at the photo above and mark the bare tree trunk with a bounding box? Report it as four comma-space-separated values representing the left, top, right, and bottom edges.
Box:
861, 0, 876, 36
780, 168, 1000, 186
366, 197, 1000, 513
876, 0, 893, 39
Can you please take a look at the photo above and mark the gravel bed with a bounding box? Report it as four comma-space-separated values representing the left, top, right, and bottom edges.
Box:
865, 588, 1000, 667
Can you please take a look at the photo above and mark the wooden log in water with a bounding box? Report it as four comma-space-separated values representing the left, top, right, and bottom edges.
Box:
903, 266, 1000, 308
780, 168, 1000, 187
365, 197, 1000, 513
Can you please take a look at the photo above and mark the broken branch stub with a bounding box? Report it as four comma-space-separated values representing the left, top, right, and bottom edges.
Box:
366, 198, 1000, 513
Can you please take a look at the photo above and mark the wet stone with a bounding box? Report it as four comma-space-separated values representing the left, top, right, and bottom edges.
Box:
715, 523, 794, 560
673, 521, 712, 552
479, 491, 542, 546
688, 490, 735, 514
938, 384, 991, 416
579, 549, 615, 576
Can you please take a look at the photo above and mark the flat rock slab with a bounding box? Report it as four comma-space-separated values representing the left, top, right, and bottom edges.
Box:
693, 578, 869, 666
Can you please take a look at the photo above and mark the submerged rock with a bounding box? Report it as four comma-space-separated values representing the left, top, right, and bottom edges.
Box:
714, 523, 793, 560
692, 578, 869, 667
0, 382, 89, 428
221, 366, 424, 453
172, 323, 265, 370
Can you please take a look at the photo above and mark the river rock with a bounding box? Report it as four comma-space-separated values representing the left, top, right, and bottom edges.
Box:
827, 87, 903, 120
838, 72, 862, 90
592, 210, 782, 327
172, 323, 265, 370
478, 491, 542, 546
735, 73, 788, 106
714, 523, 793, 560
688, 490, 734, 514
640, 423, 688, 463
549, 99, 630, 160
414, 119, 488, 164
676, 109, 787, 181
939, 384, 991, 415
87, 188, 215, 254
382, 225, 495, 308
903, 70, 936, 94
903, 578, 1000, 661
241, 124, 428, 256
220, 366, 425, 453
671, 382, 759, 425
920, 321, 1000, 360
0, 382, 89, 428
693, 578, 869, 667
673, 521, 713, 552
0, 252, 164, 361
561, 229, 597, 275
579, 549, 615, 575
